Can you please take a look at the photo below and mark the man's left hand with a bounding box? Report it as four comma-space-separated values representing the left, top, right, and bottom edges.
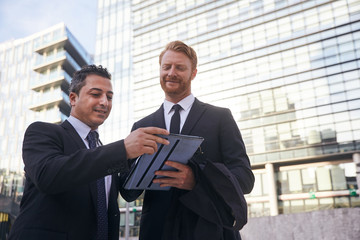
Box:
153, 161, 195, 190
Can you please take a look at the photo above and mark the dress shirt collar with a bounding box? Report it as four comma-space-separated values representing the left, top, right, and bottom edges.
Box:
67, 115, 98, 141
163, 93, 195, 114
67, 116, 110, 199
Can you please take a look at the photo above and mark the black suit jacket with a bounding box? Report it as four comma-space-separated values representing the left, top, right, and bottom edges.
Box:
122, 98, 255, 240
9, 120, 129, 240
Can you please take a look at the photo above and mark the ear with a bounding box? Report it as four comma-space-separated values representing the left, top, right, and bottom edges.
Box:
69, 92, 78, 107
191, 69, 197, 80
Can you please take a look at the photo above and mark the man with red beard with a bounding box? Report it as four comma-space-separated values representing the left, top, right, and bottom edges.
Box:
122, 41, 255, 240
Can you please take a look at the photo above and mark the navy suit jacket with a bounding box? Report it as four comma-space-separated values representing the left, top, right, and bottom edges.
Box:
9, 120, 129, 240
122, 98, 255, 240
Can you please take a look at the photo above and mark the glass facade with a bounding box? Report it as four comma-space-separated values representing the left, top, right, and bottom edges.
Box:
93, 0, 360, 238
248, 161, 360, 217
95, 0, 134, 143
0, 23, 91, 227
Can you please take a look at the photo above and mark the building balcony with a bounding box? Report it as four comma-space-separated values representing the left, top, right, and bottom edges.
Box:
33, 108, 69, 124
34, 35, 67, 55
29, 88, 70, 111
31, 70, 71, 92
34, 26, 91, 67
33, 51, 80, 74
33, 50, 66, 72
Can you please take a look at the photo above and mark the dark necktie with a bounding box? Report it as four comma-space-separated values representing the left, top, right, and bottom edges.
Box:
155, 104, 182, 233
86, 131, 108, 240
170, 104, 182, 134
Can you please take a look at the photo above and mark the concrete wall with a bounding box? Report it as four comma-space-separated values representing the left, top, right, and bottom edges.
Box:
240, 208, 360, 240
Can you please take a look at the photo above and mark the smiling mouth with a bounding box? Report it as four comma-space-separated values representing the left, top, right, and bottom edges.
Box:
166, 80, 179, 84
95, 109, 107, 114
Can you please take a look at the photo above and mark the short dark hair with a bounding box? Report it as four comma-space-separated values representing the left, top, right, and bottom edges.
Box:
159, 41, 197, 71
69, 65, 111, 95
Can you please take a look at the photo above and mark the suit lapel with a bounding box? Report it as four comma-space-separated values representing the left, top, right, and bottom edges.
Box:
61, 120, 98, 210
152, 104, 166, 129
181, 98, 206, 135
61, 120, 87, 150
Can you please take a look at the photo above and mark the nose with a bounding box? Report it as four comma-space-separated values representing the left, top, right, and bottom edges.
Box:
167, 65, 176, 77
99, 94, 108, 107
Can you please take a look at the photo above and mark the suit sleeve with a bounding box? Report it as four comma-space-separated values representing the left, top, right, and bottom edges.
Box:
219, 108, 255, 194
23, 122, 129, 194
118, 122, 144, 202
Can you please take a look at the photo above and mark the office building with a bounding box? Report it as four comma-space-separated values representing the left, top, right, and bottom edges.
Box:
95, 0, 134, 143
95, 0, 360, 237
0, 23, 91, 231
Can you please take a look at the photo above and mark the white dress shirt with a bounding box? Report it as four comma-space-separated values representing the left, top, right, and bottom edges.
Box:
163, 93, 195, 133
67, 115, 111, 208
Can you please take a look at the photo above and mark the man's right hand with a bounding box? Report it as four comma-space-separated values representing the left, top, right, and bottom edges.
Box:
124, 127, 170, 159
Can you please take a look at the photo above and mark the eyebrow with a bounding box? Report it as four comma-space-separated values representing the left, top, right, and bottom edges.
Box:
162, 63, 187, 67
89, 88, 114, 94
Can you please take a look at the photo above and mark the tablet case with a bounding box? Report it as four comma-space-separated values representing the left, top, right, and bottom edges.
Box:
123, 134, 204, 190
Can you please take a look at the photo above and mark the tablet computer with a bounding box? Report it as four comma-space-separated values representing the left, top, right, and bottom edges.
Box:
123, 133, 204, 191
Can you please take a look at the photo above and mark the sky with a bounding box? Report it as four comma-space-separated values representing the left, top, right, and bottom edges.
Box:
0, 0, 98, 55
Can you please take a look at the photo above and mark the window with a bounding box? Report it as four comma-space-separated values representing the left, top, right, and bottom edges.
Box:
288, 170, 302, 193
331, 166, 347, 190
249, 173, 263, 196
316, 167, 332, 191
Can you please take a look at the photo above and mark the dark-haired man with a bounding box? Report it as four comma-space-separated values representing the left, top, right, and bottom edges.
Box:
9, 65, 169, 240
122, 41, 255, 239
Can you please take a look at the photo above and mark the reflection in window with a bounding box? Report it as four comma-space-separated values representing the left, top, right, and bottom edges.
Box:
319, 198, 334, 210
304, 199, 319, 212
262, 173, 269, 195
308, 129, 321, 144
316, 167, 332, 191
282, 200, 290, 214
288, 170, 302, 193
321, 128, 336, 142
334, 197, 350, 208
248, 202, 270, 218
249, 173, 264, 197
291, 199, 304, 213
281, 196, 357, 214
277, 162, 357, 195
119, 211, 141, 237
301, 168, 316, 192
330, 166, 347, 190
